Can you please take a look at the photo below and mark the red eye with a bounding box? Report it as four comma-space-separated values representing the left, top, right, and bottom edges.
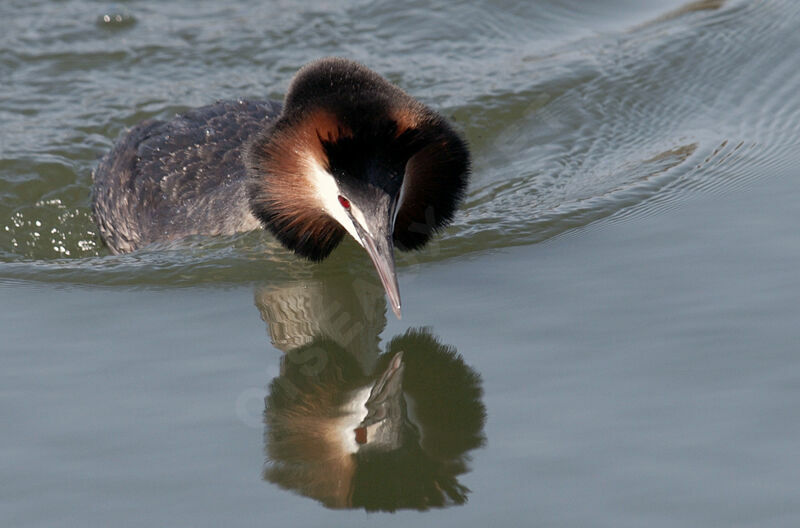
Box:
355, 426, 367, 444
338, 195, 351, 210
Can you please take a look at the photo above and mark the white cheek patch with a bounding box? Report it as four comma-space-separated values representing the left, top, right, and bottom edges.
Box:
306, 159, 364, 247
337, 386, 372, 454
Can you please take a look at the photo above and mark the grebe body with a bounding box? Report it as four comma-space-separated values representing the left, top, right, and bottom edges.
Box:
93, 58, 471, 317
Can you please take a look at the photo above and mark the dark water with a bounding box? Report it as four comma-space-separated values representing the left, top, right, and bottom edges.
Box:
3, 0, 800, 525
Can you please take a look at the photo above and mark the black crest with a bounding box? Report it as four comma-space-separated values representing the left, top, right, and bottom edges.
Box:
246, 57, 471, 259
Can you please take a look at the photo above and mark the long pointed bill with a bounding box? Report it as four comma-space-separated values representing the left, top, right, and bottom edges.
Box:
361, 232, 402, 319
336, 184, 403, 319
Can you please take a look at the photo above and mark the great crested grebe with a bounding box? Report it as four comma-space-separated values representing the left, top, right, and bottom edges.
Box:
92, 57, 471, 317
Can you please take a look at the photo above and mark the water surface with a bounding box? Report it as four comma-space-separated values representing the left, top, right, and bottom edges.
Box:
2, 0, 800, 526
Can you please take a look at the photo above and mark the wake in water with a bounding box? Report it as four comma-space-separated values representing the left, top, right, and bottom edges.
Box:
453, 0, 800, 254
2, 0, 799, 283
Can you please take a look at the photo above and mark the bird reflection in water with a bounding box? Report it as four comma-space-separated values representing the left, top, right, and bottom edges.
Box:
254, 276, 486, 511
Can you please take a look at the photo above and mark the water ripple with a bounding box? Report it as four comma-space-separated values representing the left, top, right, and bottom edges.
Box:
2, 0, 800, 284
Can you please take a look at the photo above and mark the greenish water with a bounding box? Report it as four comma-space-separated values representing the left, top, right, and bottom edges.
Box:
3, 0, 800, 526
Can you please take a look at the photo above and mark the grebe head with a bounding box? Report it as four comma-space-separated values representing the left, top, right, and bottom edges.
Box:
246, 58, 470, 318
